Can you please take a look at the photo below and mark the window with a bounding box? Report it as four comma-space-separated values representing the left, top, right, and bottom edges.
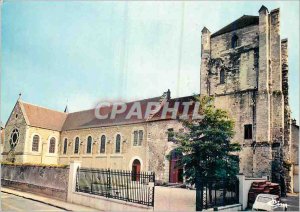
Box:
100, 135, 106, 153
86, 136, 92, 154
133, 130, 143, 146
133, 131, 138, 146
49, 137, 56, 153
257, 196, 272, 203
115, 134, 121, 153
168, 128, 174, 141
9, 129, 19, 148
138, 130, 143, 146
74, 137, 80, 154
220, 69, 225, 84
32, 135, 39, 152
63, 138, 68, 154
231, 34, 238, 48
244, 124, 253, 139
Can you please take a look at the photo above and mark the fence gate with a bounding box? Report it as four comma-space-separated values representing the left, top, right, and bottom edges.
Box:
76, 167, 155, 207
200, 179, 239, 210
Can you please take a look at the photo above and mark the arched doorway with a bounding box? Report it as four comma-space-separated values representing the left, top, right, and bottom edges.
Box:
132, 159, 141, 181
169, 150, 183, 183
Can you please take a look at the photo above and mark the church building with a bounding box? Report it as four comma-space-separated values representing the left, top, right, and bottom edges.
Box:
1, 6, 298, 192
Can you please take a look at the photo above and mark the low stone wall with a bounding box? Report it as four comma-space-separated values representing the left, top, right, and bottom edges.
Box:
203, 204, 242, 211
70, 191, 152, 211
1, 164, 69, 201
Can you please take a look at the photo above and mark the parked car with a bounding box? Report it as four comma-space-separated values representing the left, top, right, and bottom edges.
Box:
252, 194, 288, 211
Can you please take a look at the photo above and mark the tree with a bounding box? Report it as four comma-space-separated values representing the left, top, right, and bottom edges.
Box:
170, 96, 241, 211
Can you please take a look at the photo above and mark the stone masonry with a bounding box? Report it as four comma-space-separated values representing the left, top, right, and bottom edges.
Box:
200, 6, 294, 193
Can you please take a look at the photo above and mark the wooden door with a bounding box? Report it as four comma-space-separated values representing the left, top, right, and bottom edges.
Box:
169, 151, 183, 183
132, 159, 141, 181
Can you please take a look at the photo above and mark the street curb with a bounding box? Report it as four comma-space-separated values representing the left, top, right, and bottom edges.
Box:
1, 190, 71, 211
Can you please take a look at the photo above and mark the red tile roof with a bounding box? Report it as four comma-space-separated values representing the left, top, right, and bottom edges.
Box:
20, 101, 67, 131
62, 97, 161, 130
16, 94, 198, 131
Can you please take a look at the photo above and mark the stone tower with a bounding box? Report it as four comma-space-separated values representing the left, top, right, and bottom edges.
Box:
200, 6, 292, 193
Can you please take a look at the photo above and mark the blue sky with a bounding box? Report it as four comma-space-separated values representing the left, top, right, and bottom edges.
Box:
1, 1, 299, 123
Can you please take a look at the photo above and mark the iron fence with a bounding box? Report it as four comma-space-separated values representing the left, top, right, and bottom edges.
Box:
201, 179, 239, 210
75, 167, 155, 207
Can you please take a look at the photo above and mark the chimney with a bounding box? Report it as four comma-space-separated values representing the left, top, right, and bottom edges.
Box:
166, 89, 171, 100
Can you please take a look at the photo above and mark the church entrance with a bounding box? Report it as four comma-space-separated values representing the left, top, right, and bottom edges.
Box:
169, 150, 183, 183
131, 159, 141, 181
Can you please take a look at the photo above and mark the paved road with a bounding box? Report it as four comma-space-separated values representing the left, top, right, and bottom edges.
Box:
1, 192, 65, 211
282, 194, 299, 211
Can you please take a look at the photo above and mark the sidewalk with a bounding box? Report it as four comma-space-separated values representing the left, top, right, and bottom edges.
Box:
1, 187, 101, 211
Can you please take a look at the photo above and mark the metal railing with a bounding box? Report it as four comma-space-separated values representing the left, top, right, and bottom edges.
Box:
201, 179, 239, 210
75, 167, 155, 207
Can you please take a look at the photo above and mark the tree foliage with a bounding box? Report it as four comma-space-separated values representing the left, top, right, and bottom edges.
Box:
171, 95, 241, 184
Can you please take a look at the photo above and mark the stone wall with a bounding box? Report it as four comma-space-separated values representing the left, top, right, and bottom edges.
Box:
200, 6, 292, 188
1, 164, 69, 200
214, 93, 255, 176
291, 122, 299, 193
59, 123, 148, 171
59, 120, 185, 183
2, 101, 61, 165
2, 102, 28, 163
147, 120, 183, 183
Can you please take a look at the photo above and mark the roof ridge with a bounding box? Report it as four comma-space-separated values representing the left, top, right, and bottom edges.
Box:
67, 96, 162, 115
20, 100, 66, 115
211, 15, 259, 38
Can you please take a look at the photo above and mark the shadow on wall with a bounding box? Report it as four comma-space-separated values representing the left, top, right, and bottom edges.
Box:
1, 164, 69, 201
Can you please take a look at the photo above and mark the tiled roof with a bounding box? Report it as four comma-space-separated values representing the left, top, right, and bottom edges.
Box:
62, 97, 161, 131
16, 94, 198, 132
150, 95, 197, 121
20, 101, 67, 131
211, 15, 259, 38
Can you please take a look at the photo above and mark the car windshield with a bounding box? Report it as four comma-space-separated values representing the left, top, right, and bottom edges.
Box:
257, 196, 273, 203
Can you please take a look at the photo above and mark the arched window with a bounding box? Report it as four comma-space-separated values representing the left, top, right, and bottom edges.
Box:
32, 135, 40, 152
220, 69, 225, 84
138, 130, 143, 146
9, 129, 19, 148
100, 135, 106, 153
74, 137, 80, 154
115, 134, 121, 153
231, 34, 238, 48
86, 136, 92, 154
133, 131, 138, 146
49, 137, 56, 153
63, 138, 68, 154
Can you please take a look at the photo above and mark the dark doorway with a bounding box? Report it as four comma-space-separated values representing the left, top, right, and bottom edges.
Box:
169, 150, 183, 183
132, 159, 141, 181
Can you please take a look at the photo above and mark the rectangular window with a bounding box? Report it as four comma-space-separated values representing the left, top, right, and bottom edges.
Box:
133, 130, 143, 146
168, 128, 174, 141
244, 124, 252, 139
